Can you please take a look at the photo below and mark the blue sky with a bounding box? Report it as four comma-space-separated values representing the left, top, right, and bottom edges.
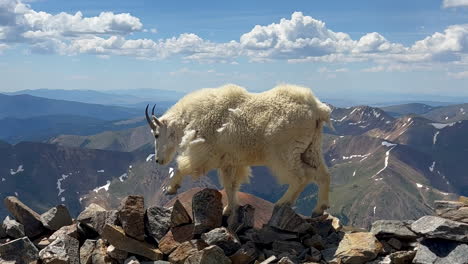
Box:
1, 0, 468, 102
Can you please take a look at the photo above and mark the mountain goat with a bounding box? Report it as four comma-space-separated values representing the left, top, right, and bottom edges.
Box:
145, 84, 332, 216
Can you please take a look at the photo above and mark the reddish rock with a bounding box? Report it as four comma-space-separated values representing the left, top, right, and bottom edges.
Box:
192, 189, 223, 235
118, 195, 145, 241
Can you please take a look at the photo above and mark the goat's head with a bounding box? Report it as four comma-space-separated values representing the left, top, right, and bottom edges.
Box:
145, 104, 178, 166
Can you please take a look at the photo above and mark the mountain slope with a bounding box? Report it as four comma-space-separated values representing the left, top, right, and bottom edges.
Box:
422, 103, 468, 122
381, 103, 435, 117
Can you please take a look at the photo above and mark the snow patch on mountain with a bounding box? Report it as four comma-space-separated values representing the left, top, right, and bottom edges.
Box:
94, 181, 111, 193
10, 165, 24, 175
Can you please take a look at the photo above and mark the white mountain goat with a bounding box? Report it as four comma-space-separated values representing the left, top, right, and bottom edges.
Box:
145, 84, 332, 216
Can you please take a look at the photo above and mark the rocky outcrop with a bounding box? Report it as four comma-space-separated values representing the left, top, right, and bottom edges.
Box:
0, 190, 467, 263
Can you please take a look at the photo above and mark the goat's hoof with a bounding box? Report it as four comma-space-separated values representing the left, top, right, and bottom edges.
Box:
165, 185, 179, 195
222, 206, 232, 216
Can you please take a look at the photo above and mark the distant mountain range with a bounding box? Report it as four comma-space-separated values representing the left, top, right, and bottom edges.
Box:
0, 93, 467, 228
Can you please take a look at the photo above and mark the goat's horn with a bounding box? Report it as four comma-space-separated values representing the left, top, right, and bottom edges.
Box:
150, 104, 163, 127
145, 104, 157, 130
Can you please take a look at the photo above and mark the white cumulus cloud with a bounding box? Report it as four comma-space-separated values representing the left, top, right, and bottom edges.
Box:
443, 0, 468, 8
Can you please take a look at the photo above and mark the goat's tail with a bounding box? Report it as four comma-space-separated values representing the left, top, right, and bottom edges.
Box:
317, 102, 335, 131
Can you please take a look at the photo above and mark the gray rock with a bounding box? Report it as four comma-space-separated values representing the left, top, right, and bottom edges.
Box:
388, 250, 415, 264
435, 201, 468, 224
39, 234, 80, 264
80, 239, 96, 264
171, 199, 191, 227
413, 238, 468, 264
3, 215, 25, 239
0, 237, 39, 263
77, 204, 119, 236
40, 204, 73, 231
201, 227, 241, 256
185, 245, 232, 264
49, 224, 79, 242
227, 204, 254, 233
145, 206, 172, 242
411, 215, 468, 242
3, 196, 46, 237
387, 238, 402, 250
303, 234, 325, 250
272, 240, 305, 255
118, 195, 145, 241
371, 220, 418, 239
321, 247, 337, 263
168, 239, 208, 264
80, 239, 115, 264
125, 256, 140, 264
192, 188, 223, 235
267, 205, 311, 233
107, 244, 128, 260
229, 242, 258, 264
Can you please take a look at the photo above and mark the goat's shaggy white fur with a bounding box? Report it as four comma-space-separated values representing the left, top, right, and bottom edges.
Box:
150, 84, 332, 216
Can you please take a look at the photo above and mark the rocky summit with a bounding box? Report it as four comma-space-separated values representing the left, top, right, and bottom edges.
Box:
0, 190, 467, 264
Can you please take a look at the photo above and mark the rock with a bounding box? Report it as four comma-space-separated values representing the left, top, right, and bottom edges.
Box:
107, 244, 128, 260
0, 237, 39, 263
327, 214, 342, 231
371, 220, 418, 240
40, 204, 73, 231
185, 245, 232, 264
245, 226, 297, 244
171, 199, 191, 227
158, 224, 194, 255
267, 204, 311, 233
201, 227, 241, 256
277, 256, 295, 264
388, 250, 415, 264
0, 220, 6, 238
459, 195, 468, 205
34, 236, 51, 249
118, 195, 145, 241
272, 240, 305, 255
80, 239, 96, 264
413, 238, 468, 264
334, 232, 382, 264
39, 234, 80, 264
168, 239, 208, 264
101, 224, 163, 261
125, 256, 140, 264
303, 234, 325, 250
4, 196, 45, 237
49, 224, 79, 242
434, 201, 468, 224
307, 247, 321, 262
410, 215, 468, 242
192, 189, 223, 235
77, 203, 107, 235
227, 204, 254, 233
80, 239, 115, 264
229, 242, 258, 264
320, 247, 337, 263
259, 255, 277, 264
324, 231, 344, 248
3, 215, 25, 239
387, 238, 402, 250
145, 206, 172, 242
141, 262, 170, 264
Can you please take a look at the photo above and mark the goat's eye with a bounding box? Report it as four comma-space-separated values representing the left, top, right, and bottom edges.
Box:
155, 134, 159, 139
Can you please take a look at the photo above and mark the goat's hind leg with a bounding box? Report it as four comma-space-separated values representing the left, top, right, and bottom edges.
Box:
219, 166, 250, 216
311, 166, 330, 217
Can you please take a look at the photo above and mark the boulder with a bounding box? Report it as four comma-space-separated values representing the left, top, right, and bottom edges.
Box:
333, 232, 382, 264
39, 234, 80, 264
158, 224, 194, 255
3, 215, 25, 239
118, 195, 145, 241
413, 238, 468, 264
434, 201, 468, 223
201, 227, 241, 256
168, 239, 208, 264
303, 234, 325, 250
459, 196, 468, 205
229, 242, 258, 264
272, 240, 305, 255
388, 250, 416, 264
80, 239, 96, 264
227, 204, 254, 233
76, 203, 108, 235
4, 196, 45, 237
0, 237, 39, 263
185, 245, 232, 264
125, 256, 140, 264
145, 206, 172, 242
387, 238, 402, 250
267, 204, 311, 233
107, 244, 128, 261
80, 239, 115, 264
192, 189, 223, 235
40, 204, 73, 231
371, 220, 418, 239
171, 199, 191, 227
410, 215, 468, 242
49, 224, 79, 242
101, 224, 163, 261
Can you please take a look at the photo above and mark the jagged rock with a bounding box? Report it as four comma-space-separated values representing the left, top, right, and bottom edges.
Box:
158, 224, 194, 255
107, 244, 128, 260
277, 256, 295, 264
119, 195, 145, 241
145, 206, 172, 242
49, 224, 79, 242
245, 226, 297, 244
227, 204, 254, 233
272, 240, 305, 255
321, 247, 337, 263
303, 234, 325, 250
39, 234, 80, 264
410, 215, 468, 242
41, 204, 73, 231
79, 239, 115, 264
185, 245, 232, 264
168, 239, 208, 264
192, 189, 223, 235
171, 199, 191, 227
434, 200, 468, 223
387, 238, 402, 250
201, 227, 241, 256
125, 256, 140, 264
77, 203, 107, 235
413, 238, 468, 264
34, 236, 51, 249
308, 216, 334, 237
101, 224, 163, 261
80, 239, 96, 264
333, 232, 382, 264
459, 196, 468, 205
0, 237, 39, 263
324, 231, 344, 248
371, 220, 418, 240
4, 196, 46, 237
229, 242, 258, 264
387, 250, 416, 264
267, 204, 311, 233
3, 215, 25, 238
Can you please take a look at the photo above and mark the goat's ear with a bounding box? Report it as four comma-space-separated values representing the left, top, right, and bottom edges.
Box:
152, 116, 163, 127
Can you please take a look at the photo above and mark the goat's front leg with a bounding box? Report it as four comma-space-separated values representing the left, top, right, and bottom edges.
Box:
312, 168, 330, 217
165, 167, 187, 195
219, 166, 250, 216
